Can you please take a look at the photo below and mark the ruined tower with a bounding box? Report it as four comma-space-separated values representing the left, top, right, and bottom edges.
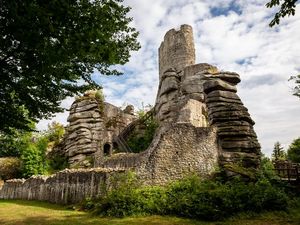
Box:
159, 24, 195, 79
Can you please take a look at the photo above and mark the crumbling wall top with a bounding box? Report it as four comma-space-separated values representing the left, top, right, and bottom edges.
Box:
159, 24, 195, 80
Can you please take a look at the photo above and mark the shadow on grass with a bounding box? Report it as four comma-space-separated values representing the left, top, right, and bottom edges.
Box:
0, 199, 69, 210
1, 200, 300, 225
7, 214, 209, 225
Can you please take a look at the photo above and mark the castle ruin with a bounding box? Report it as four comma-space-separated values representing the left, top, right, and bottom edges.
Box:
0, 25, 261, 203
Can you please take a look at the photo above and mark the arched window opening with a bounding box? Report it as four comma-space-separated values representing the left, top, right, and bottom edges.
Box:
103, 143, 111, 156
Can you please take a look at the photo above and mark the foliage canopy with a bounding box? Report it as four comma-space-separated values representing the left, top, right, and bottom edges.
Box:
266, 0, 298, 27
287, 137, 300, 163
0, 0, 140, 133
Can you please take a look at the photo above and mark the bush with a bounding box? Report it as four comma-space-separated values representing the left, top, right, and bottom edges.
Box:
86, 174, 289, 220
287, 137, 300, 163
127, 110, 158, 153
48, 154, 68, 173
20, 143, 45, 178
0, 157, 21, 180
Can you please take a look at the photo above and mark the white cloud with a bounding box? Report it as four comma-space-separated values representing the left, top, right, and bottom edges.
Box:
38, 0, 300, 157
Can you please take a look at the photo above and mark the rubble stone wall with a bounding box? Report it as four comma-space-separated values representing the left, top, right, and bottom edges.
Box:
137, 123, 219, 185
159, 24, 195, 79
101, 123, 219, 186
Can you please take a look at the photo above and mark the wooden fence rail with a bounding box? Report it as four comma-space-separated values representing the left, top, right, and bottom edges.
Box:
273, 161, 300, 183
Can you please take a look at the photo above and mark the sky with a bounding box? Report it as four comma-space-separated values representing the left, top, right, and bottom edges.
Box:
37, 0, 300, 157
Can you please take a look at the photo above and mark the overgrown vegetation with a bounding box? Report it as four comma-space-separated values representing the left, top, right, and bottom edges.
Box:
0, 122, 67, 178
126, 109, 158, 153
0, 157, 21, 180
287, 137, 300, 163
81, 163, 293, 221
0, 0, 140, 133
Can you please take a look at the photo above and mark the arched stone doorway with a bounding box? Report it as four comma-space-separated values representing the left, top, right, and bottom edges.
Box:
103, 143, 112, 156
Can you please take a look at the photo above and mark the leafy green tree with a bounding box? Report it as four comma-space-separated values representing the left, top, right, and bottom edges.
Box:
289, 75, 300, 98
287, 137, 300, 163
260, 156, 279, 180
20, 142, 46, 178
266, 1, 300, 96
44, 122, 65, 145
0, 122, 65, 177
266, 0, 298, 27
272, 141, 286, 161
0, 122, 35, 157
0, 0, 140, 133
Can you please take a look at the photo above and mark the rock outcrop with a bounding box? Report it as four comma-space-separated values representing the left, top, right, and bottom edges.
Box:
203, 71, 261, 173
59, 94, 137, 168
64, 97, 104, 167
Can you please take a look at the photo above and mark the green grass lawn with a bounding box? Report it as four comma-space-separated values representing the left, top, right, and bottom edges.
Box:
0, 200, 300, 225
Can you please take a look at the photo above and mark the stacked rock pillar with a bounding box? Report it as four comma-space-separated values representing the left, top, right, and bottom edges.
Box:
154, 68, 180, 124
65, 97, 105, 168
203, 72, 261, 175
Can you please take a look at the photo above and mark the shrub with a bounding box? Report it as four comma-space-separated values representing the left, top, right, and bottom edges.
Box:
0, 157, 21, 180
48, 154, 69, 173
20, 143, 45, 178
287, 137, 300, 163
127, 110, 158, 153
87, 174, 289, 220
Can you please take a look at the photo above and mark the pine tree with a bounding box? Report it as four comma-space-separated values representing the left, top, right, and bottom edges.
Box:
272, 141, 286, 161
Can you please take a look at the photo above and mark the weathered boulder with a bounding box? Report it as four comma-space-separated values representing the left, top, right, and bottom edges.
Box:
206, 90, 240, 100
203, 72, 241, 84
203, 79, 237, 93
123, 105, 135, 115
159, 76, 179, 96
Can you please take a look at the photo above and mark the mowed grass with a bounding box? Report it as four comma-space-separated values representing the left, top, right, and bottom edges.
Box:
0, 200, 300, 225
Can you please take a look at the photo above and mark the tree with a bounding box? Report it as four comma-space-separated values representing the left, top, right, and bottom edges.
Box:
272, 141, 286, 161
266, 0, 298, 27
0, 122, 35, 157
266, 1, 300, 97
0, 0, 140, 133
289, 75, 300, 98
287, 137, 300, 163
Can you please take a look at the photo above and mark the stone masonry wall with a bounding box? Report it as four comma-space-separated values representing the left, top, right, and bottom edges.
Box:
101, 123, 219, 186
137, 123, 219, 185
159, 24, 195, 79
0, 168, 125, 204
